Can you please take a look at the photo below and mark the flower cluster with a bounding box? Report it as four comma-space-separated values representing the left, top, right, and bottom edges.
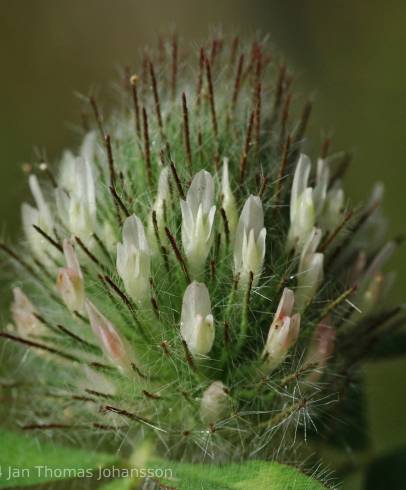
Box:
0, 34, 399, 465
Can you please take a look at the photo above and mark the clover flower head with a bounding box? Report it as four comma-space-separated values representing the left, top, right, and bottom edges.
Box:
0, 34, 399, 472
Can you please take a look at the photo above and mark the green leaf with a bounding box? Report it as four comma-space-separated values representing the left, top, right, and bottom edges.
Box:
147, 459, 326, 490
0, 429, 117, 488
0, 429, 325, 489
364, 446, 406, 489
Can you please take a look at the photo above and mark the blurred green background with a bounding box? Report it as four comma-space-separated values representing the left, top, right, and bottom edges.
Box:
0, 0, 405, 487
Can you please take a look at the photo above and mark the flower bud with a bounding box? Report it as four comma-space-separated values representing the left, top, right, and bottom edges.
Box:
117, 215, 151, 303
234, 195, 266, 286
305, 319, 336, 383
291, 154, 311, 205
80, 131, 97, 168
287, 155, 315, 251
56, 239, 85, 313
181, 170, 216, 277
314, 157, 346, 233
354, 241, 397, 314
362, 241, 396, 287
295, 228, 324, 312
311, 157, 346, 232
349, 251, 367, 284
354, 182, 387, 250
59, 132, 97, 194
350, 242, 396, 317
263, 288, 301, 372
287, 187, 315, 253
221, 158, 238, 241
85, 300, 135, 374
180, 281, 215, 357
56, 157, 96, 241
22, 175, 55, 263
200, 381, 230, 425
319, 187, 345, 233
360, 273, 385, 312
313, 158, 329, 216
59, 149, 76, 193
58, 131, 97, 194
148, 166, 171, 250
11, 288, 43, 337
